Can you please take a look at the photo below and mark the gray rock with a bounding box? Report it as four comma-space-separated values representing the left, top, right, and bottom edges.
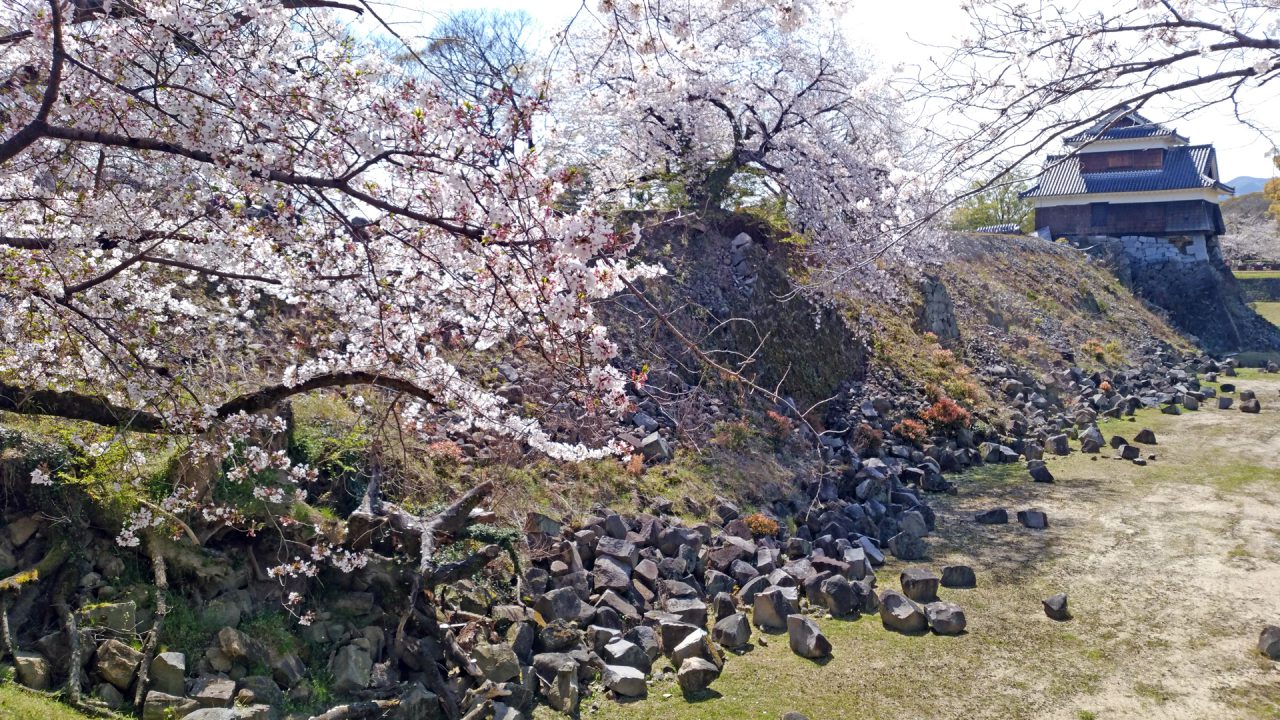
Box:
1219, 396, 1234, 410
899, 568, 939, 603
940, 565, 976, 589
235, 675, 284, 708
216, 626, 265, 667
975, 508, 1008, 524
391, 682, 444, 720
95, 638, 143, 691
150, 651, 186, 695
1047, 434, 1070, 455
1027, 460, 1054, 483
1259, 625, 1280, 660
1043, 593, 1070, 621
818, 575, 859, 617
676, 657, 720, 694
1242, 398, 1262, 413
142, 691, 197, 720
601, 638, 649, 672
532, 653, 579, 713
78, 601, 136, 634
1017, 509, 1049, 529
534, 587, 585, 624
624, 626, 660, 664
879, 590, 927, 633
887, 532, 927, 561
663, 596, 708, 627
94, 683, 125, 709
924, 602, 967, 635
670, 629, 723, 671
14, 651, 51, 690
712, 613, 752, 650
592, 555, 633, 592
179, 711, 243, 720
190, 676, 236, 708
657, 619, 700, 656
601, 664, 646, 697
786, 615, 831, 659
7, 515, 39, 546
752, 587, 794, 631
270, 652, 305, 689
330, 644, 372, 693
472, 642, 520, 683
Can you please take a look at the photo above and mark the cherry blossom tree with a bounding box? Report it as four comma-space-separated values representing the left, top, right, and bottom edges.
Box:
0, 0, 662, 462
553, 0, 935, 287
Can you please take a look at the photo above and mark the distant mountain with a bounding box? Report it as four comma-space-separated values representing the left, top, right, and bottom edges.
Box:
1227, 176, 1270, 195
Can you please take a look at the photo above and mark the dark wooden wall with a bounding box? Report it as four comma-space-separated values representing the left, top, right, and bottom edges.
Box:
1035, 200, 1222, 237
1079, 149, 1164, 173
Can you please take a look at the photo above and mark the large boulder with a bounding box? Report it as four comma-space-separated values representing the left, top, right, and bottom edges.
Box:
940, 565, 976, 589
670, 629, 723, 671
1260, 626, 1280, 660
1017, 509, 1049, 529
142, 692, 198, 720
95, 638, 143, 691
78, 601, 136, 634
601, 664, 646, 697
472, 642, 521, 683
601, 638, 650, 672
887, 532, 927, 561
975, 508, 1008, 525
899, 568, 940, 603
330, 644, 372, 693
786, 615, 832, 659
532, 653, 579, 713
1242, 398, 1262, 413
818, 575, 859, 617
676, 657, 720, 695
752, 587, 794, 632
1042, 593, 1070, 621
712, 613, 752, 650
1027, 460, 1054, 484
190, 676, 236, 708
13, 651, 51, 690
878, 590, 927, 633
150, 651, 186, 696
924, 602, 967, 635
534, 587, 586, 624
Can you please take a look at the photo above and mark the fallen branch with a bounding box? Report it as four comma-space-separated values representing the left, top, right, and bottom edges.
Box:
0, 540, 69, 592
132, 543, 169, 706
307, 699, 399, 720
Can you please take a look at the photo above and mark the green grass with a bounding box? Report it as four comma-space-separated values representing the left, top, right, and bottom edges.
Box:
0, 684, 99, 720
1234, 270, 1280, 280
1250, 302, 1280, 328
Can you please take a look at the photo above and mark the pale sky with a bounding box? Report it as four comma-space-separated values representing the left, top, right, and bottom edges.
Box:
374, 0, 1280, 183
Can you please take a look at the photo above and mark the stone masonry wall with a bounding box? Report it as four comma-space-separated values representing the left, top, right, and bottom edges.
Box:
1118, 234, 1208, 264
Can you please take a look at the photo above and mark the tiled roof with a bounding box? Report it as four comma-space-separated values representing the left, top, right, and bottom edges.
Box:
1021, 145, 1235, 198
1064, 124, 1185, 143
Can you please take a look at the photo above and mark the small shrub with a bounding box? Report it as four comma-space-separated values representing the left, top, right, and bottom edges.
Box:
624, 454, 645, 476
891, 418, 928, 444
743, 512, 780, 538
850, 422, 884, 454
710, 419, 754, 450
921, 396, 972, 431
425, 440, 464, 467
764, 410, 794, 439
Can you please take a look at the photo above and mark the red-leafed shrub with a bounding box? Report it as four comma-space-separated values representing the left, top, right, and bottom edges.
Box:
921, 396, 972, 431
891, 418, 928, 444
743, 512, 780, 538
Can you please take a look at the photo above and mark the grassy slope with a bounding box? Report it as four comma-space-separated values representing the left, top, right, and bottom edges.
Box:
578, 369, 1280, 720
0, 685, 98, 720
1250, 302, 1280, 327
1236, 270, 1280, 280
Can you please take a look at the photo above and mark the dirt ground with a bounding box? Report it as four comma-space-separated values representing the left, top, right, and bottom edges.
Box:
585, 370, 1280, 720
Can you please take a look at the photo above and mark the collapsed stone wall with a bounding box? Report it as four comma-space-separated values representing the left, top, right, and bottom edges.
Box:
1074, 234, 1280, 355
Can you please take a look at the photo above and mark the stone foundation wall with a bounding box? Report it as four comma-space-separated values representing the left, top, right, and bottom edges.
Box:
1071, 233, 1280, 353
1117, 234, 1208, 264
